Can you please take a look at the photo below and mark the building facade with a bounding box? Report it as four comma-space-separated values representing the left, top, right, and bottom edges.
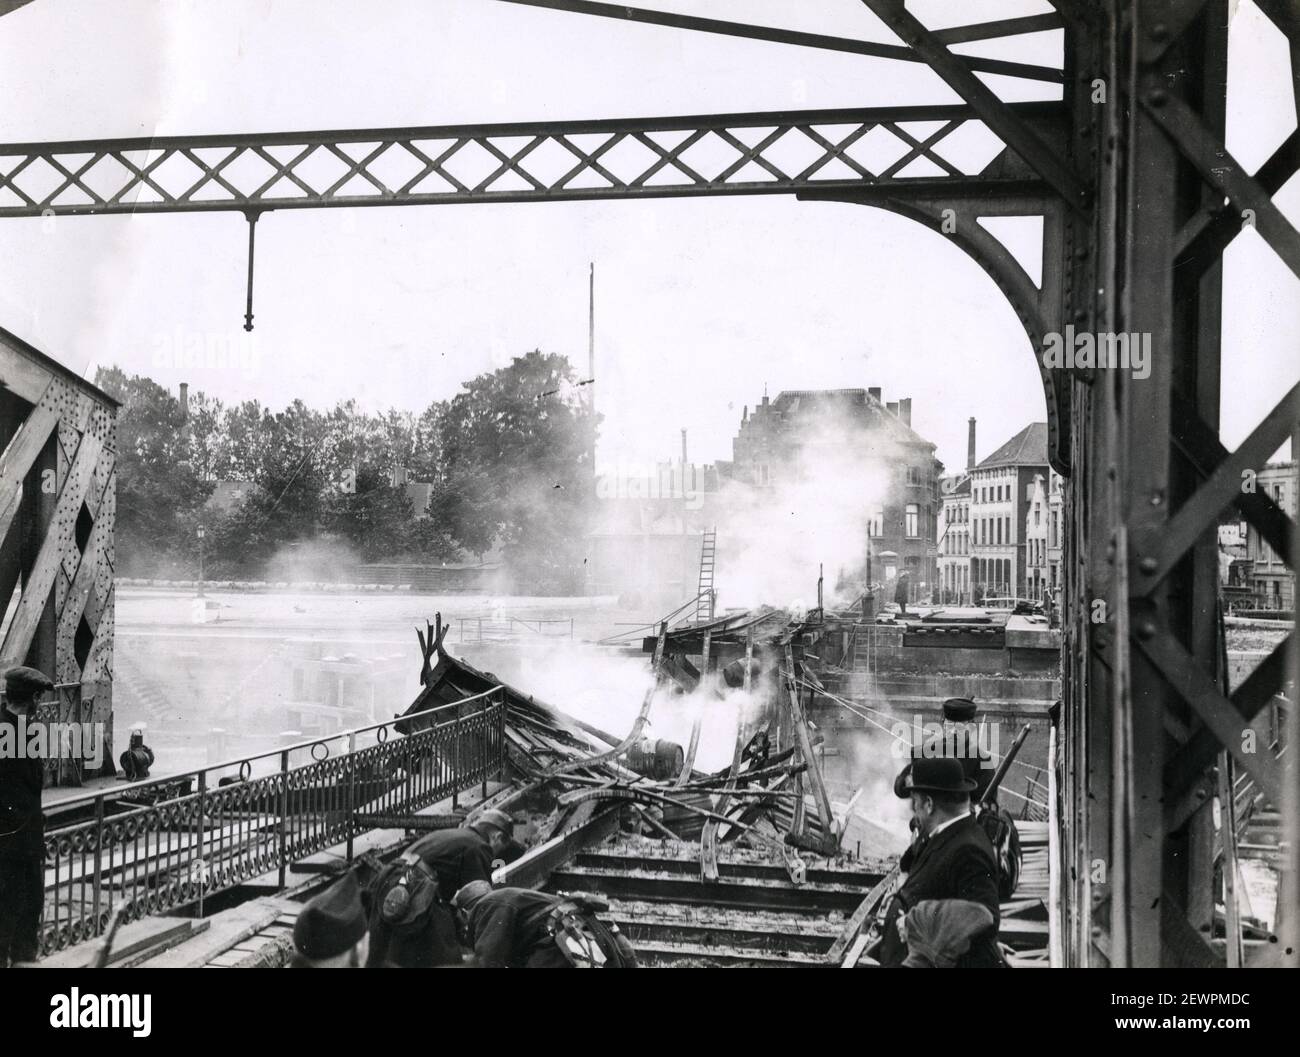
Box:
1245, 461, 1296, 610
967, 422, 1049, 601
938, 475, 972, 603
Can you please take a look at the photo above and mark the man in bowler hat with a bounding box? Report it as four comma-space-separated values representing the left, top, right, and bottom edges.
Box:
0, 665, 54, 966
875, 757, 1004, 968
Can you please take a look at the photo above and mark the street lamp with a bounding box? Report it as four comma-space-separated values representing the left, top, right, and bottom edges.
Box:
197, 525, 206, 598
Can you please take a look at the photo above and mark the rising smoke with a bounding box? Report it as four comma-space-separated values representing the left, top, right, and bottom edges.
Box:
712, 403, 897, 612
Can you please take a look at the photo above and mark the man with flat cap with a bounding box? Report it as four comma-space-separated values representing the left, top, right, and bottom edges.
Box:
0, 665, 54, 966
873, 757, 1004, 968
366, 807, 513, 968
291, 871, 369, 968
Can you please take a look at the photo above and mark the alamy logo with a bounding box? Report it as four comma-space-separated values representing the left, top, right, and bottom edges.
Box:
49, 989, 152, 1037
0, 716, 103, 769
889, 716, 999, 769
1041, 325, 1152, 379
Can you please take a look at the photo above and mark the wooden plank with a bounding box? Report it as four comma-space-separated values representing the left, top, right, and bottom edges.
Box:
493, 804, 620, 889
825, 865, 899, 963
38, 916, 204, 968
840, 933, 870, 968
0, 402, 58, 545
0, 430, 102, 665
674, 629, 709, 787
0, 335, 56, 404
784, 645, 835, 848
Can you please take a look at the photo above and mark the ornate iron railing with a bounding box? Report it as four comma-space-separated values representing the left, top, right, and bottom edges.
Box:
36, 689, 506, 957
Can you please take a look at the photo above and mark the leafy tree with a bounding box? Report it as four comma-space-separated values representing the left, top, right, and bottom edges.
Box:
432, 350, 597, 586
94, 366, 213, 575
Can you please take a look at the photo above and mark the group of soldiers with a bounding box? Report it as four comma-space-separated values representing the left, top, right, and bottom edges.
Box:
291, 808, 638, 969
295, 696, 1019, 970
6, 657, 1015, 970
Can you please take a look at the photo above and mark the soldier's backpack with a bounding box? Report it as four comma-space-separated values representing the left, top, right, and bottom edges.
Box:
377, 852, 439, 931
976, 803, 1022, 900
546, 895, 638, 968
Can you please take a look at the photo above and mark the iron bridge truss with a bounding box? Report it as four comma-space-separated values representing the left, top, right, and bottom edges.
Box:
1, 0, 1297, 967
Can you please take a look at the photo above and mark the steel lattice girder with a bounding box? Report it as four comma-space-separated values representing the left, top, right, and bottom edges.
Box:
0, 104, 1069, 217
1086, 0, 1300, 968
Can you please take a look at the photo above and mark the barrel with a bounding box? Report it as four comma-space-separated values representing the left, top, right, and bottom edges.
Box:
721, 658, 763, 689
626, 738, 685, 781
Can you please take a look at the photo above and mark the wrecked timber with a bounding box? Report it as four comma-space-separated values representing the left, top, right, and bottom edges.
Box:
40, 608, 1050, 968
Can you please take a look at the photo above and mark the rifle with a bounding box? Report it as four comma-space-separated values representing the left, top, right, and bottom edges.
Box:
979, 723, 1031, 809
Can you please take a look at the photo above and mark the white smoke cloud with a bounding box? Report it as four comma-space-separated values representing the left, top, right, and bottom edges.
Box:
712, 404, 898, 612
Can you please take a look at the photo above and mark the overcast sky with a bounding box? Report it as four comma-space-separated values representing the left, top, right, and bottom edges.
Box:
1, 0, 1296, 472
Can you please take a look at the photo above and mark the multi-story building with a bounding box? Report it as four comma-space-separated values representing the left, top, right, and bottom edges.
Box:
938, 417, 977, 604
939, 476, 972, 603
1245, 461, 1296, 609
968, 422, 1048, 600
1046, 466, 1064, 610
723, 387, 943, 601
1025, 472, 1049, 601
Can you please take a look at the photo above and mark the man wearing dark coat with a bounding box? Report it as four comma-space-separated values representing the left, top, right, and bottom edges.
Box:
453, 883, 575, 968
893, 572, 910, 616
452, 882, 638, 968
875, 757, 1005, 968
0, 665, 53, 967
892, 698, 993, 801
365, 808, 512, 968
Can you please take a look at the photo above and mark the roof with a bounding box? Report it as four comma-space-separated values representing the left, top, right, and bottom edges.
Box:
977, 422, 1048, 470
760, 388, 935, 451
945, 477, 971, 497
0, 323, 122, 408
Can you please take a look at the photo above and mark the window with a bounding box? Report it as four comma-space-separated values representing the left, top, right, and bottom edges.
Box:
867, 506, 884, 538
906, 466, 920, 486
996, 519, 1002, 545
1033, 502, 1041, 526
905, 504, 919, 538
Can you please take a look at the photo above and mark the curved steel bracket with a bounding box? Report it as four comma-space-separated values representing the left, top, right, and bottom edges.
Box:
799, 189, 1073, 475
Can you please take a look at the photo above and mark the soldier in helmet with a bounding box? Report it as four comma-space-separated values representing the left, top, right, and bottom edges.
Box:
366, 808, 513, 968
0, 665, 54, 966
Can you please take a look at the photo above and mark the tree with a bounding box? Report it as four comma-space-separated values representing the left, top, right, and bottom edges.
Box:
94, 366, 213, 576
431, 350, 597, 586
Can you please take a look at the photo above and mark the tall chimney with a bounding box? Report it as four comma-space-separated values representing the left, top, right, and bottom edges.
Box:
967, 417, 977, 471
179, 382, 189, 420
899, 397, 912, 426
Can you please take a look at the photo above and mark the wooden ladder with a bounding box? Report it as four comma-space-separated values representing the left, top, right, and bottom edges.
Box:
694, 528, 717, 623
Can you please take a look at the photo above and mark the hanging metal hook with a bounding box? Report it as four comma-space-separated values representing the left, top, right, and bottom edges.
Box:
242, 208, 264, 331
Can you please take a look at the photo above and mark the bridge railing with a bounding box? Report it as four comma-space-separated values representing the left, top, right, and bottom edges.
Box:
36, 688, 507, 958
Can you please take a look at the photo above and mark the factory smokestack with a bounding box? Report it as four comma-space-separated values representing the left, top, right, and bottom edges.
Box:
967, 417, 977, 471
179, 382, 189, 421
